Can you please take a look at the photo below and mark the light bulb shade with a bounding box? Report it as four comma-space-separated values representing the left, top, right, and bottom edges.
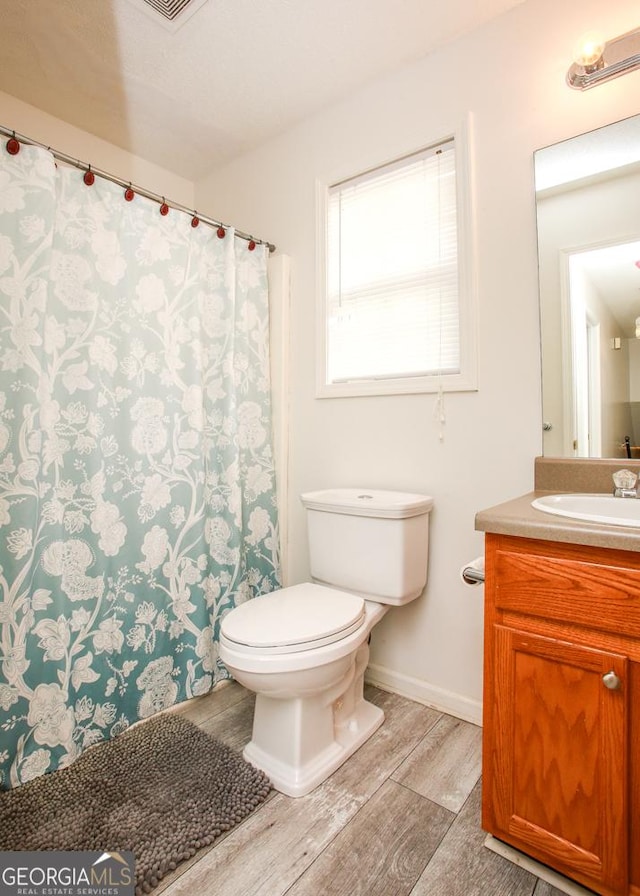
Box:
636, 315, 640, 339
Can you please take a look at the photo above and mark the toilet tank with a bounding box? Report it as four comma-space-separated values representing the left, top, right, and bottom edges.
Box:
300, 488, 433, 606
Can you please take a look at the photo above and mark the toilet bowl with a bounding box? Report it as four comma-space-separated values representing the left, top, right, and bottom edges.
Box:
219, 488, 433, 798
220, 583, 388, 796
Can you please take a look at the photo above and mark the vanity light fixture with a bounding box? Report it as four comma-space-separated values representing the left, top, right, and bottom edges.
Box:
636, 316, 640, 339
567, 27, 640, 89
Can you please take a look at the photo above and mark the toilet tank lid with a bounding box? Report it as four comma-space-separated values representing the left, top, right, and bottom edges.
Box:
301, 488, 434, 519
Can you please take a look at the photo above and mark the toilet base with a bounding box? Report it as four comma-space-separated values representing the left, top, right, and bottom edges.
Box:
243, 695, 384, 798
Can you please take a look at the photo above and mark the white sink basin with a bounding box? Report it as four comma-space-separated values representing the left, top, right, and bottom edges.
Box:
532, 494, 640, 528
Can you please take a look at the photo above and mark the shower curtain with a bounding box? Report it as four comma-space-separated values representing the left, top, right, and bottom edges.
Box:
0, 143, 280, 788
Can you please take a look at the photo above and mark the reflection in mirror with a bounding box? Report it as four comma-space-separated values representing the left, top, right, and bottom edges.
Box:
535, 115, 640, 459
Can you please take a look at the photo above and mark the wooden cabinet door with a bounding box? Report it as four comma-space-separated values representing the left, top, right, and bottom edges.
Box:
485, 625, 628, 894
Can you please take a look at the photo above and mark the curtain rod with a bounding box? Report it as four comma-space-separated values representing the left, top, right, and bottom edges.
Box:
0, 125, 276, 254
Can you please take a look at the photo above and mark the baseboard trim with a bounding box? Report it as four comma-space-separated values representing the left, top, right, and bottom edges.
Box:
365, 662, 483, 726
484, 835, 596, 896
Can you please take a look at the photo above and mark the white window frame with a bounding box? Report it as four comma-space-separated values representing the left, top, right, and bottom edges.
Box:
315, 119, 478, 398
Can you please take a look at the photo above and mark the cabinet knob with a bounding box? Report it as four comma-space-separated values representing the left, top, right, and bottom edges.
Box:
602, 670, 621, 690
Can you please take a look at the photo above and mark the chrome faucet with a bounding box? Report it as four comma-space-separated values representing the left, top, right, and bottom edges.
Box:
612, 469, 639, 498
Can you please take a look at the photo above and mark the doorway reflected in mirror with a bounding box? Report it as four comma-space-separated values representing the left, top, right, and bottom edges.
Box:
535, 114, 640, 459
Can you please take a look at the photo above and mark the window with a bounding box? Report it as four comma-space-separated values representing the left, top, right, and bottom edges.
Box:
317, 132, 476, 397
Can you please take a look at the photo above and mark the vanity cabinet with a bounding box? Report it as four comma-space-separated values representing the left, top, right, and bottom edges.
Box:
482, 534, 640, 896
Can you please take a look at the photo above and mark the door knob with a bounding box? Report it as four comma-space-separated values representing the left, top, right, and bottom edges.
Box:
602, 670, 621, 690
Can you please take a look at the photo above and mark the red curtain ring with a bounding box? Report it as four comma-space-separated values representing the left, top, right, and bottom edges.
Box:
6, 136, 20, 155
191, 215, 200, 228
160, 201, 169, 216
248, 239, 256, 252
124, 187, 135, 202
83, 168, 95, 186
216, 226, 226, 239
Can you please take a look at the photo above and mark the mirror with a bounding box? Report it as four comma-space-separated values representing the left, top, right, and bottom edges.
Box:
535, 115, 640, 458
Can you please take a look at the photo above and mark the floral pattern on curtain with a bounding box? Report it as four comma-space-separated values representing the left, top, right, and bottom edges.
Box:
0, 143, 280, 788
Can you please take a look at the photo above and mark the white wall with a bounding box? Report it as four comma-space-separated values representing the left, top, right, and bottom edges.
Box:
194, 0, 640, 722
0, 90, 195, 207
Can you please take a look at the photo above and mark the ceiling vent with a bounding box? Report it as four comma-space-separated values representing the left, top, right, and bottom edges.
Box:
125, 0, 209, 32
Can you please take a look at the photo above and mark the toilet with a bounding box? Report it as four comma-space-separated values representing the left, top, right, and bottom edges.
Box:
219, 487, 433, 797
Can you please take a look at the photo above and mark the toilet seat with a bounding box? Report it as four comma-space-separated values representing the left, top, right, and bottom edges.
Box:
220, 583, 366, 655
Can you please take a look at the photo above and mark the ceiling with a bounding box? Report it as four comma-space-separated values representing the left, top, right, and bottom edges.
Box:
0, 0, 524, 181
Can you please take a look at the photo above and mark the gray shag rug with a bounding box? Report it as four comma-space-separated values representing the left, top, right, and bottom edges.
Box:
0, 712, 271, 895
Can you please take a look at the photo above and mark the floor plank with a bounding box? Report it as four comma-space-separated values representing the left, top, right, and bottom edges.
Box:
171, 680, 250, 728
533, 881, 583, 896
409, 781, 537, 896
325, 687, 443, 800
198, 696, 255, 751
392, 713, 482, 812
286, 779, 454, 896
179, 690, 255, 752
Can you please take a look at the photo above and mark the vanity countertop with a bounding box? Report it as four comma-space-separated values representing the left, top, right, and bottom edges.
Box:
475, 490, 640, 553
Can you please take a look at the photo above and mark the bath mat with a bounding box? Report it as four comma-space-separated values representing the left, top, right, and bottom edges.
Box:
0, 712, 271, 895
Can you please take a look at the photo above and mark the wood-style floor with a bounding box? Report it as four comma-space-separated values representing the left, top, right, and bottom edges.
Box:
156, 681, 580, 896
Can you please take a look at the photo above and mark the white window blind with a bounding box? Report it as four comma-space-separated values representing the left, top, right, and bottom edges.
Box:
326, 140, 459, 386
